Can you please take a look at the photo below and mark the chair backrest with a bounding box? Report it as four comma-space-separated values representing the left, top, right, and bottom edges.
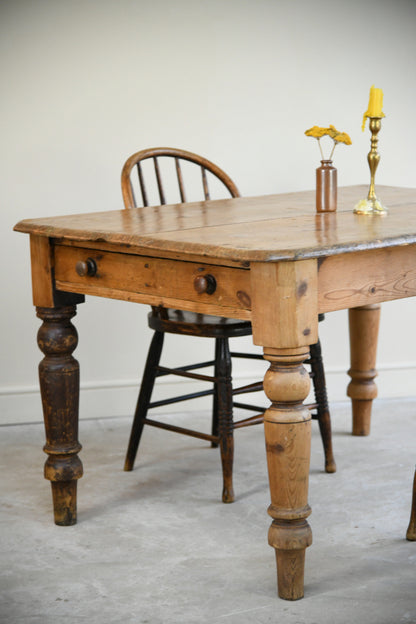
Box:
121, 147, 240, 209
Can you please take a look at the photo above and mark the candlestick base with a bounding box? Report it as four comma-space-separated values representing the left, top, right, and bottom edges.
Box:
354, 197, 387, 215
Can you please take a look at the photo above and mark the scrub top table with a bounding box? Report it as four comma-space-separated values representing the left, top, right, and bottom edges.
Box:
14, 185, 416, 600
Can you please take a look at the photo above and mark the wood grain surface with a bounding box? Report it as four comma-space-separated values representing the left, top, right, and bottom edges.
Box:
15, 186, 416, 263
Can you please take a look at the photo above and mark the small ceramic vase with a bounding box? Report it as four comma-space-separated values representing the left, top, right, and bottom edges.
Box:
316, 159, 337, 213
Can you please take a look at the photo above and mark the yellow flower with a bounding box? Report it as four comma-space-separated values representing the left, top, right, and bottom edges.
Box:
305, 125, 328, 138
305, 124, 352, 160
326, 125, 338, 139
334, 131, 352, 145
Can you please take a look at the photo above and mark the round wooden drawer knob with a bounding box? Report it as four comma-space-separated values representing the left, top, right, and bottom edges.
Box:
193, 274, 216, 295
75, 258, 97, 277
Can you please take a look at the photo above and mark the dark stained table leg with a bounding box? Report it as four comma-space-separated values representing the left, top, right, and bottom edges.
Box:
36, 305, 83, 525
407, 468, 416, 541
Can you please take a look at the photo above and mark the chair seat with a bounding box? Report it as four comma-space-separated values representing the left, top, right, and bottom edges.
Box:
148, 308, 253, 338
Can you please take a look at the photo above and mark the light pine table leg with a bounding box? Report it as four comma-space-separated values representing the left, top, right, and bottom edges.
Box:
347, 304, 381, 435
250, 258, 318, 600
37, 305, 83, 525
263, 346, 313, 600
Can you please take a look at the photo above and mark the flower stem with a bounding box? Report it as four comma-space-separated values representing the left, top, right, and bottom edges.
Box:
317, 138, 325, 160
329, 141, 337, 160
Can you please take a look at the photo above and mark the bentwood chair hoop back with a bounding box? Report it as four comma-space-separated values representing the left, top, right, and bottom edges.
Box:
121, 146, 240, 209
121, 147, 336, 503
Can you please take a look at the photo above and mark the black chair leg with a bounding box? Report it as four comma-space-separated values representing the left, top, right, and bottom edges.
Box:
215, 337, 235, 503
211, 339, 221, 448
309, 340, 336, 473
124, 330, 164, 471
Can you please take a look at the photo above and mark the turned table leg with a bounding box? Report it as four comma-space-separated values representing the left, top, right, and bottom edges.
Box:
36, 306, 83, 525
407, 468, 416, 541
347, 304, 381, 436
263, 347, 313, 600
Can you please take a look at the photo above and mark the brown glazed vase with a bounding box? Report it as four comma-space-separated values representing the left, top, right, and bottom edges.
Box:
316, 159, 337, 212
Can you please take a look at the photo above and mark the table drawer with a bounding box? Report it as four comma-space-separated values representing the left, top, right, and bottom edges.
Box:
54, 245, 252, 312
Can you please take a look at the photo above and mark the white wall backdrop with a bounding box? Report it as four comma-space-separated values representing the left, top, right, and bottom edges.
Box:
1, 0, 416, 424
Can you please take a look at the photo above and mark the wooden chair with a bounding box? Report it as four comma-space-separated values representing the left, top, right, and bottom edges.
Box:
121, 147, 336, 502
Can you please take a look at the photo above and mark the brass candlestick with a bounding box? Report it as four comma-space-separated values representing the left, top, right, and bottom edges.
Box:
354, 117, 387, 214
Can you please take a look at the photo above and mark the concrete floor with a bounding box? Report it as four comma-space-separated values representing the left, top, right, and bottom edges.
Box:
1, 398, 416, 624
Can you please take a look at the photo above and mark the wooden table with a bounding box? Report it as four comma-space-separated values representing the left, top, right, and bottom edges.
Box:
14, 185, 416, 600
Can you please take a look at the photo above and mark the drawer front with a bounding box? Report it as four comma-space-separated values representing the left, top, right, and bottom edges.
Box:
54, 245, 252, 312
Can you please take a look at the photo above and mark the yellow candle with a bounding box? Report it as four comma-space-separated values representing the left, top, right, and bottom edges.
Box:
362, 85, 384, 130
367, 85, 384, 116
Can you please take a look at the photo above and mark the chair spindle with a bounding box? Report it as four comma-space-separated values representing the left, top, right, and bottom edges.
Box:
175, 158, 186, 203
201, 167, 210, 200
153, 157, 166, 205
137, 162, 149, 207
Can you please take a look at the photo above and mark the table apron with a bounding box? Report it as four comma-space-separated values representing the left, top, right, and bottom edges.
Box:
53, 242, 416, 318
318, 245, 416, 311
